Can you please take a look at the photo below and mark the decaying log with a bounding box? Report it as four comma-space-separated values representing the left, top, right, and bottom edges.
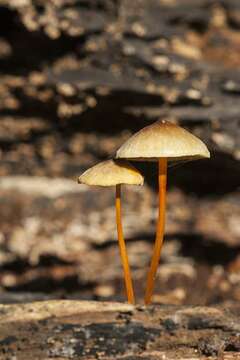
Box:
0, 300, 240, 359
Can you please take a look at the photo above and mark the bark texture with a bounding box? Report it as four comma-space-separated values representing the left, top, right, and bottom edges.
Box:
0, 300, 240, 359
0, 0, 239, 176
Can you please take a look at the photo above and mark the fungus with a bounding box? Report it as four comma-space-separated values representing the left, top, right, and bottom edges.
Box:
116, 119, 210, 304
78, 159, 144, 304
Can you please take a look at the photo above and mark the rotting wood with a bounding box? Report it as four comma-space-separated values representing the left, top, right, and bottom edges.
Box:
0, 300, 240, 359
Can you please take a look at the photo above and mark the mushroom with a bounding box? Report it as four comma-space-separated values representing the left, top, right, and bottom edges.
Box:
78, 159, 144, 304
116, 119, 210, 304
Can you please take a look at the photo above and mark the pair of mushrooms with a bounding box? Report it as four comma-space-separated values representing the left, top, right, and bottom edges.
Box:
78, 120, 210, 305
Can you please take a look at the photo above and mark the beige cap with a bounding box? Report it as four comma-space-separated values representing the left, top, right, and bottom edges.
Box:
116, 120, 210, 161
78, 159, 144, 187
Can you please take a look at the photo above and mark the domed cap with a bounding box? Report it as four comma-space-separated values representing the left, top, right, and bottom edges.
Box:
78, 159, 144, 187
116, 120, 210, 162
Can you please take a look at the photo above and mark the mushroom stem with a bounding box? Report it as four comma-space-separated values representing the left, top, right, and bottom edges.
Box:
144, 158, 167, 305
115, 184, 135, 304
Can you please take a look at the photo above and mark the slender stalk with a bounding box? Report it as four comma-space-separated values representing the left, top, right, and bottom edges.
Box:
144, 158, 167, 305
115, 184, 135, 304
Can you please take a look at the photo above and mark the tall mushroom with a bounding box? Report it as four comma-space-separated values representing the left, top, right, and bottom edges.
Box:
78, 159, 144, 304
116, 119, 210, 304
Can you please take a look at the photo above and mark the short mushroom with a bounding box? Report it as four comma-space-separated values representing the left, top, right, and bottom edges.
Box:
116, 119, 210, 304
78, 159, 144, 304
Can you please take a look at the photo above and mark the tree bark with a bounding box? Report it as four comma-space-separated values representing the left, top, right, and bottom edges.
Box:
0, 300, 240, 359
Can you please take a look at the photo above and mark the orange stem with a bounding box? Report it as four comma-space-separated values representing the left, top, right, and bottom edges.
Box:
116, 184, 135, 304
144, 158, 167, 305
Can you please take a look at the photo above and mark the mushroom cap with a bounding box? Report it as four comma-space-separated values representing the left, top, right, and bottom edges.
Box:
78, 159, 144, 187
116, 120, 210, 161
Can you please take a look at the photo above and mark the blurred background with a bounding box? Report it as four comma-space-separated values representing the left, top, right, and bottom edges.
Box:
0, 0, 239, 305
